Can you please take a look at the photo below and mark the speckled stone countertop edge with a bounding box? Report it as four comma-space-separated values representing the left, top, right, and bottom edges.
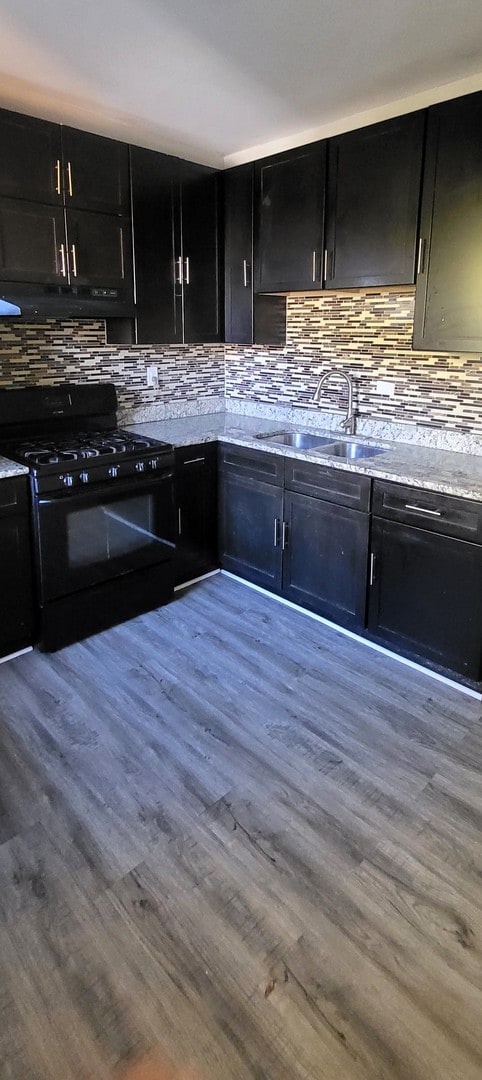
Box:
126, 412, 482, 503
0, 457, 29, 480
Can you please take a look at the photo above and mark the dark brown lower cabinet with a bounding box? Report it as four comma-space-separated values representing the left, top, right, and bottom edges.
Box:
367, 481, 482, 681
175, 443, 218, 586
0, 477, 34, 658
218, 446, 284, 591
282, 491, 369, 629
219, 447, 369, 628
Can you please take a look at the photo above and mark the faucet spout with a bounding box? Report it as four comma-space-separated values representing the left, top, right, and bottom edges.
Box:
313, 368, 356, 435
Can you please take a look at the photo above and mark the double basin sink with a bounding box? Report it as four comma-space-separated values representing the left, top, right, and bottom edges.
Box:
255, 430, 388, 460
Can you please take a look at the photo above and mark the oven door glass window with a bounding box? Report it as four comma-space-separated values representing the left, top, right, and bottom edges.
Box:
68, 494, 157, 567
37, 477, 175, 601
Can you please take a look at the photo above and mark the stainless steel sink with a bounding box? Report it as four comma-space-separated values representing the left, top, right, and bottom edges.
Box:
317, 441, 388, 460
255, 431, 334, 449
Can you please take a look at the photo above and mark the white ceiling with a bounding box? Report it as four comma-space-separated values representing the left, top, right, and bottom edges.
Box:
0, 0, 482, 168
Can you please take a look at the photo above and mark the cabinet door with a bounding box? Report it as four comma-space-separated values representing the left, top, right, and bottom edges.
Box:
325, 113, 424, 288
0, 198, 65, 283
283, 491, 369, 629
219, 471, 283, 590
0, 108, 61, 204
61, 128, 130, 214
224, 163, 253, 344
131, 146, 181, 345
255, 143, 326, 292
367, 518, 482, 680
413, 92, 482, 352
175, 443, 218, 586
181, 168, 221, 343
66, 210, 132, 290
0, 480, 33, 657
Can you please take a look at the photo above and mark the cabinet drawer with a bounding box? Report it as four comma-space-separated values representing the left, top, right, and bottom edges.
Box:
176, 441, 217, 469
372, 480, 482, 541
219, 444, 284, 486
285, 458, 371, 511
0, 475, 29, 516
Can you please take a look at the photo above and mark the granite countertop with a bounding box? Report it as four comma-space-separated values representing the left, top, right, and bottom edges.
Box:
127, 411, 482, 502
0, 456, 29, 480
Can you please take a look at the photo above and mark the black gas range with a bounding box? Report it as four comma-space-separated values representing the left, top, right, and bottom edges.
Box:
0, 383, 176, 651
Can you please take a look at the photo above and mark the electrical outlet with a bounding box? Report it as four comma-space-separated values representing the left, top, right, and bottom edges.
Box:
146, 364, 158, 388
376, 380, 395, 397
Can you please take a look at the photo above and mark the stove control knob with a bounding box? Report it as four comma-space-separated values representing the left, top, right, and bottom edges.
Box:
62, 474, 74, 488
135, 461, 145, 473
149, 457, 159, 470
108, 465, 119, 479
79, 471, 89, 484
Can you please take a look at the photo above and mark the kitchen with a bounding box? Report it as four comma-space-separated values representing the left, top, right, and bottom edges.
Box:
1, 2, 482, 1078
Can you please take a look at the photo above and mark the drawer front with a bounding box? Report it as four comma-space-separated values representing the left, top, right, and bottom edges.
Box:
372, 480, 482, 541
285, 457, 371, 511
219, 443, 284, 487
175, 441, 217, 469
0, 475, 29, 516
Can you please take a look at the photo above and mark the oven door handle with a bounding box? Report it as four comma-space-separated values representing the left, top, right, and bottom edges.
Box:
37, 470, 174, 507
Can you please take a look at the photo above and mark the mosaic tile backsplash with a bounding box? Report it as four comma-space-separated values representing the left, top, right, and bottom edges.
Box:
227, 287, 482, 435
0, 286, 481, 434
0, 320, 225, 411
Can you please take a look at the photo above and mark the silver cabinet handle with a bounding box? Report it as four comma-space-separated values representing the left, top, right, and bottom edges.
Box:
323, 249, 329, 281
119, 228, 125, 279
66, 161, 73, 197
174, 256, 183, 284
59, 243, 67, 277
178, 507, 182, 535
183, 457, 205, 465
184, 256, 190, 285
416, 237, 425, 276
281, 521, 288, 551
369, 552, 376, 586
55, 159, 61, 195
243, 259, 249, 287
405, 503, 442, 517
312, 250, 317, 282
70, 243, 78, 278
273, 518, 279, 547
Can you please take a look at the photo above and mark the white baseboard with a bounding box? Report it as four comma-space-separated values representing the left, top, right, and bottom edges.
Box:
0, 645, 33, 665
174, 568, 221, 593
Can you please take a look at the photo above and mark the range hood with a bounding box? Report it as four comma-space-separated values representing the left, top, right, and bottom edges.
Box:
0, 297, 22, 316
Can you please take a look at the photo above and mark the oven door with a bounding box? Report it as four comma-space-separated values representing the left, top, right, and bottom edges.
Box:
34, 468, 175, 602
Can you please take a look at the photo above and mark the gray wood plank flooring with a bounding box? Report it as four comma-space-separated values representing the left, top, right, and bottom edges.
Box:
0, 573, 481, 1079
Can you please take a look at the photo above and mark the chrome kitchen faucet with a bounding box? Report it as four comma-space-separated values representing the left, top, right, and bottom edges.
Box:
313, 369, 356, 435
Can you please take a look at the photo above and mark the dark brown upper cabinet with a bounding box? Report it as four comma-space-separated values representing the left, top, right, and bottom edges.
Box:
0, 109, 62, 204
224, 163, 286, 345
324, 112, 425, 289
131, 146, 221, 345
0, 108, 129, 216
254, 143, 326, 292
60, 128, 130, 215
413, 91, 482, 353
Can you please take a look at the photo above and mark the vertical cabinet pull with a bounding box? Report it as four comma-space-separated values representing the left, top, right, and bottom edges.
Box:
243, 259, 249, 287
59, 243, 67, 278
323, 249, 329, 282
119, 228, 125, 279
281, 521, 288, 551
70, 243, 78, 278
66, 161, 73, 197
54, 159, 61, 195
174, 256, 183, 284
184, 256, 190, 285
312, 250, 317, 282
178, 507, 182, 536
273, 518, 280, 547
369, 552, 376, 586
417, 237, 425, 276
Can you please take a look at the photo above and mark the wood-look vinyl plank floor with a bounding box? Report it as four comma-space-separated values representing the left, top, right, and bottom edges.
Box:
0, 573, 481, 1079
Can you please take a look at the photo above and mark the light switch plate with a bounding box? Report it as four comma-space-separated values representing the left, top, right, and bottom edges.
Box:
146, 364, 159, 388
